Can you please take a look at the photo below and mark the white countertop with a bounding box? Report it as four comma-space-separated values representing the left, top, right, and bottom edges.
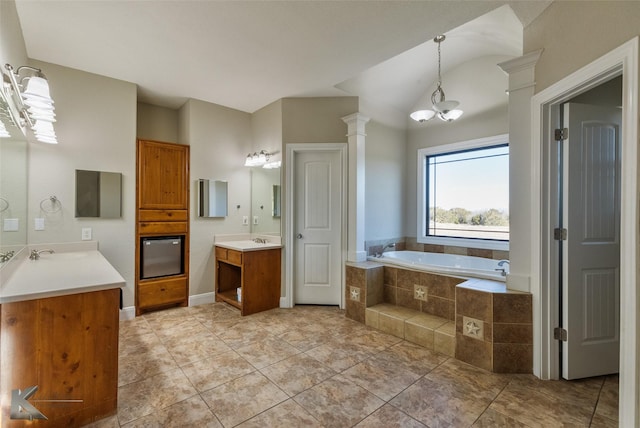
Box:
213, 233, 282, 252
0, 242, 125, 303
214, 240, 282, 251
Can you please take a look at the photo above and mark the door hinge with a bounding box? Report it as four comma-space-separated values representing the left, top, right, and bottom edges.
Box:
554, 327, 568, 342
555, 128, 568, 140
554, 228, 567, 241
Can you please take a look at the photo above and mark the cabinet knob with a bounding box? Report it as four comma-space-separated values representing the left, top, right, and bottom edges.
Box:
297, 233, 303, 239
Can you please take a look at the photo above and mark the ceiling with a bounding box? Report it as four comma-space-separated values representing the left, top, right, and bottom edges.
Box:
14, 1, 552, 119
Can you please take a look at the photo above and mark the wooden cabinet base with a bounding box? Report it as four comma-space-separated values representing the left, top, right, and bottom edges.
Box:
0, 289, 119, 427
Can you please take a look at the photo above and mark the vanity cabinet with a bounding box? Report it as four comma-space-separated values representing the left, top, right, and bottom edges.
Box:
0, 288, 119, 427
215, 246, 281, 316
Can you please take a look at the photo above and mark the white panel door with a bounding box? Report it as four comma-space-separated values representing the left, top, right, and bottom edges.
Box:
562, 103, 621, 380
294, 150, 342, 305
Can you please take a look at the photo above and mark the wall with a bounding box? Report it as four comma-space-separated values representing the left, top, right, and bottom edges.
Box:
137, 102, 179, 142
524, 2, 640, 94
281, 97, 358, 144
0, 0, 27, 68
364, 120, 406, 242
27, 60, 138, 306
181, 99, 253, 298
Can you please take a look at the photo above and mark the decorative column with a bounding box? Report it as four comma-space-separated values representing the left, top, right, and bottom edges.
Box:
497, 50, 542, 293
342, 113, 370, 262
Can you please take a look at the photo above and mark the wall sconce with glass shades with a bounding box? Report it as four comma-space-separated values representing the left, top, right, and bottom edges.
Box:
244, 150, 281, 169
1, 63, 58, 144
410, 35, 463, 124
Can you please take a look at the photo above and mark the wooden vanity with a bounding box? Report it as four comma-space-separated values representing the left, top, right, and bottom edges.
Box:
214, 243, 281, 316
0, 244, 124, 427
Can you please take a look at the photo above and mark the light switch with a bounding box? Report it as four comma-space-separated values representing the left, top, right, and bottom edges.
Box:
242, 216, 249, 226
82, 227, 92, 241
3, 218, 18, 232
35, 217, 45, 231
253, 216, 259, 225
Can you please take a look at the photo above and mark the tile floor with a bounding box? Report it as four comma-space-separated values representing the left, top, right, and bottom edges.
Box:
88, 303, 618, 427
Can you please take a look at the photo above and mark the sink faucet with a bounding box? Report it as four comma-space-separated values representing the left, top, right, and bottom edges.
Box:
495, 259, 510, 277
29, 249, 55, 260
0, 250, 15, 262
253, 238, 267, 244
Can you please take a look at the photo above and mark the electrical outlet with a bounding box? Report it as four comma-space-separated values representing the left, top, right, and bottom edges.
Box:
3, 218, 18, 232
82, 227, 92, 241
242, 216, 249, 226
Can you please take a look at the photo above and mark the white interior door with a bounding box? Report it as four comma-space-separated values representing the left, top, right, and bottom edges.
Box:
294, 150, 342, 305
562, 103, 621, 380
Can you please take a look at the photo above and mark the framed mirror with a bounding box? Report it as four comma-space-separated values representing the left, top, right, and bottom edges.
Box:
250, 168, 280, 234
198, 179, 228, 218
75, 170, 122, 218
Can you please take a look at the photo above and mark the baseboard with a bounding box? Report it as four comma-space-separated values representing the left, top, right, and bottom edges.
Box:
189, 292, 216, 307
280, 297, 292, 308
120, 306, 136, 321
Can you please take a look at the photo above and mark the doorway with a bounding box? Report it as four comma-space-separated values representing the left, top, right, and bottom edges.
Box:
531, 37, 638, 425
285, 143, 347, 308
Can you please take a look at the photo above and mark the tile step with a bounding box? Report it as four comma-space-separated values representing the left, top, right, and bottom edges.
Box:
365, 303, 455, 357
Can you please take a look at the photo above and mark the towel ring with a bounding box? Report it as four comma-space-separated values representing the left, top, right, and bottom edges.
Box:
40, 195, 62, 213
0, 197, 8, 213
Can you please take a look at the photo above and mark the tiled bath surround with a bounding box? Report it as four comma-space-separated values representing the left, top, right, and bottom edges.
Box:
345, 262, 533, 373
365, 237, 509, 260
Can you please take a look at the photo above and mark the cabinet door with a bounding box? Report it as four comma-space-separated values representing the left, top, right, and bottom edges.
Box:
138, 140, 189, 210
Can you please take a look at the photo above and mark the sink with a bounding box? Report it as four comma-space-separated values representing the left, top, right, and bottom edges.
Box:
40, 252, 89, 260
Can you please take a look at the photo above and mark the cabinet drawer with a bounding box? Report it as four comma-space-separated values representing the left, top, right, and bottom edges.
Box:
215, 246, 228, 261
227, 249, 242, 265
138, 277, 186, 308
139, 209, 188, 222
139, 221, 187, 234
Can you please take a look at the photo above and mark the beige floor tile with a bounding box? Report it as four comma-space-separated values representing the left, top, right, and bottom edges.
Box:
180, 351, 256, 393
594, 374, 619, 422
375, 341, 448, 376
472, 408, 529, 427
117, 368, 198, 425
294, 375, 385, 427
121, 395, 222, 428
390, 376, 492, 427
201, 371, 289, 427
261, 353, 337, 396
118, 342, 178, 387
110, 305, 618, 428
236, 399, 323, 428
353, 404, 427, 427
341, 354, 422, 401
234, 336, 301, 369
489, 382, 595, 427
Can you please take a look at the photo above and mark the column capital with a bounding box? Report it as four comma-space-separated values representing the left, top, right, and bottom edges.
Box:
342, 113, 370, 136
498, 49, 543, 94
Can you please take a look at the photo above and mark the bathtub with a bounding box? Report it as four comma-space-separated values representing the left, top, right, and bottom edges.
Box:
368, 250, 508, 282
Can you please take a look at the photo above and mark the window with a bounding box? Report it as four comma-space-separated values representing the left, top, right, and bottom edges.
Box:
417, 135, 509, 250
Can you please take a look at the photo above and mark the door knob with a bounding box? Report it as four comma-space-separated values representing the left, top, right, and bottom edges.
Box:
297, 233, 303, 239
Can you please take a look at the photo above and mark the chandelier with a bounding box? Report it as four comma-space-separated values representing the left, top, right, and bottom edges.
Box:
410, 35, 463, 123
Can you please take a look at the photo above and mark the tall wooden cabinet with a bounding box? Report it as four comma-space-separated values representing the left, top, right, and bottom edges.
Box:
135, 140, 190, 316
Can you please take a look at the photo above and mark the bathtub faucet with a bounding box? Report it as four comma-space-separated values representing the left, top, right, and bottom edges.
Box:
376, 243, 396, 257
495, 260, 510, 277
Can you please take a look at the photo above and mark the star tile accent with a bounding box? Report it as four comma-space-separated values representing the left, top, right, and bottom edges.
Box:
462, 316, 484, 340
350, 287, 361, 302
413, 285, 427, 302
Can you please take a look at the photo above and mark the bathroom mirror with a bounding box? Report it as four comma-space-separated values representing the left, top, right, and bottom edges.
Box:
272, 184, 281, 218
75, 170, 122, 218
0, 125, 28, 250
250, 168, 281, 234
198, 179, 228, 218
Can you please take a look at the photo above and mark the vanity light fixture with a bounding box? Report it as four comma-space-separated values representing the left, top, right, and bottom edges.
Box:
2, 63, 58, 144
244, 150, 271, 167
410, 35, 463, 124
